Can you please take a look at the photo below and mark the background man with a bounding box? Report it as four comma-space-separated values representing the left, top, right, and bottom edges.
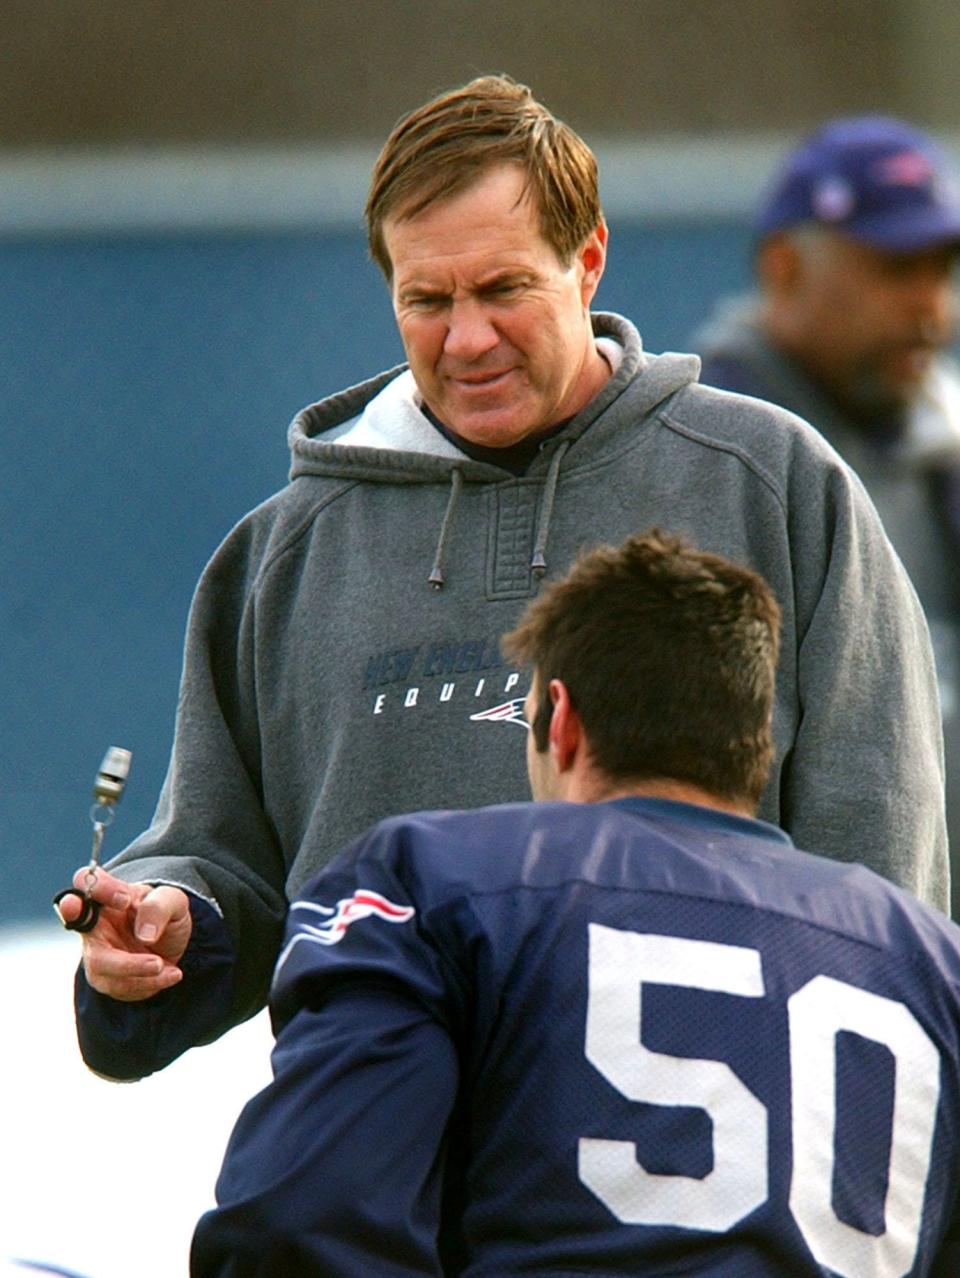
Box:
191, 529, 960, 1278
59, 77, 947, 1082
692, 115, 960, 913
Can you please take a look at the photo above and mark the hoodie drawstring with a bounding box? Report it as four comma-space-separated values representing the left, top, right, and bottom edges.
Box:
428, 441, 570, 589
531, 441, 569, 579
428, 468, 464, 589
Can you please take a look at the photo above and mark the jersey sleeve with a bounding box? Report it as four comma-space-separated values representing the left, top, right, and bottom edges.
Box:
191, 824, 461, 1277
931, 1176, 960, 1278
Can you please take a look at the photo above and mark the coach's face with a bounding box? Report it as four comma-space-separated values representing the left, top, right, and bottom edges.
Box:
384, 164, 609, 447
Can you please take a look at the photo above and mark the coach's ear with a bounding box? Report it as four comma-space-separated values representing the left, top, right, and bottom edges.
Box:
577, 220, 608, 307
547, 679, 583, 775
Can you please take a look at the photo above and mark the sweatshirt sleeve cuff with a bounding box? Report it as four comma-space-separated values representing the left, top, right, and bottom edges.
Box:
74, 893, 236, 1080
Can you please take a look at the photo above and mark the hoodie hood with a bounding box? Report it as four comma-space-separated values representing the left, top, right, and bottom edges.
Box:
288, 312, 700, 484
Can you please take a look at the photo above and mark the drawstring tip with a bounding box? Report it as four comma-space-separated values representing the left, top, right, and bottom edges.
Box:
428, 467, 462, 592
531, 552, 547, 578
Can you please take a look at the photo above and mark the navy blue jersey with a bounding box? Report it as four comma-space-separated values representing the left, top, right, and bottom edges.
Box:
191, 798, 960, 1277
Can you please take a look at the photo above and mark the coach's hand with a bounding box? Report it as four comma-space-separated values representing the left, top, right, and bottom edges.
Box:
55, 867, 191, 1001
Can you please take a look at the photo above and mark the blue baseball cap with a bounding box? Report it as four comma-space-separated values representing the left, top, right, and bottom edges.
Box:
754, 116, 960, 252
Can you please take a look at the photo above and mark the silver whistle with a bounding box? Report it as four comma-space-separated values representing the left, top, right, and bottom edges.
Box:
93, 746, 133, 808
89, 746, 133, 873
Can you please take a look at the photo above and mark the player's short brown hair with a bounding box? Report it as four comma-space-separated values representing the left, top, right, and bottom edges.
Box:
365, 74, 602, 281
502, 529, 782, 809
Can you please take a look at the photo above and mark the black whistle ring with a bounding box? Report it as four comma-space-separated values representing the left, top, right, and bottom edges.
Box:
52, 888, 101, 933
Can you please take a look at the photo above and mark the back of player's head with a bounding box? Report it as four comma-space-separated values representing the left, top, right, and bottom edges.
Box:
365, 73, 602, 280
502, 528, 782, 809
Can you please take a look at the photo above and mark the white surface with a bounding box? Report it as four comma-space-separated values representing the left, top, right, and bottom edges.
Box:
0, 924, 273, 1278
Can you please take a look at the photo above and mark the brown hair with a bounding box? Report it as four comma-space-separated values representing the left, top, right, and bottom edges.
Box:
365, 74, 602, 280
502, 529, 782, 808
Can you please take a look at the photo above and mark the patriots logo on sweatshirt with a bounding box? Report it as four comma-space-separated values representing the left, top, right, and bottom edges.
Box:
469, 697, 529, 730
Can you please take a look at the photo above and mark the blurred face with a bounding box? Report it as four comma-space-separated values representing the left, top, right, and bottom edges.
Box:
384, 164, 608, 446
779, 230, 956, 415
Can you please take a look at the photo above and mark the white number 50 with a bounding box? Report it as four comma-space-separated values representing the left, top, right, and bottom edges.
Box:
580, 924, 940, 1278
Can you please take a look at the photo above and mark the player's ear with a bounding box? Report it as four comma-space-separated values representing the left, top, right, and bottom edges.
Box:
547, 679, 582, 773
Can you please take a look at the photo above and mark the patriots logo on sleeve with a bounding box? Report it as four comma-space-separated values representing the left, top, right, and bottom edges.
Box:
274, 889, 416, 980
292, 889, 415, 945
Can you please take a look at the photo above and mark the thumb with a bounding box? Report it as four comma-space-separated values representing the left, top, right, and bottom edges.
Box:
133, 886, 192, 959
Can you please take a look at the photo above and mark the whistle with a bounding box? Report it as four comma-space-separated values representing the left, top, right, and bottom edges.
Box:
93, 746, 132, 808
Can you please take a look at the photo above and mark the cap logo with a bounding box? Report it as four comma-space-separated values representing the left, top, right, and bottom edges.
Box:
812, 177, 855, 222
874, 149, 933, 188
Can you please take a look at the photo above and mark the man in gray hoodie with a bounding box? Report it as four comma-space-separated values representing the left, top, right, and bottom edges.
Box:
692, 116, 960, 916
59, 77, 948, 1080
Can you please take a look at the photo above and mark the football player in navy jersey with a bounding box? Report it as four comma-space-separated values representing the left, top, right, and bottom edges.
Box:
192, 529, 960, 1278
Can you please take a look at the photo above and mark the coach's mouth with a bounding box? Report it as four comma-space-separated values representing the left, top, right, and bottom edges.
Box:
449, 368, 517, 393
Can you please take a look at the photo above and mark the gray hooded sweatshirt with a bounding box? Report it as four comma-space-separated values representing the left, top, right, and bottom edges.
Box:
99, 311, 947, 1055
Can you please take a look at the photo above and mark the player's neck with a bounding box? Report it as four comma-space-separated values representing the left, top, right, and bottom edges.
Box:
565, 771, 755, 819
